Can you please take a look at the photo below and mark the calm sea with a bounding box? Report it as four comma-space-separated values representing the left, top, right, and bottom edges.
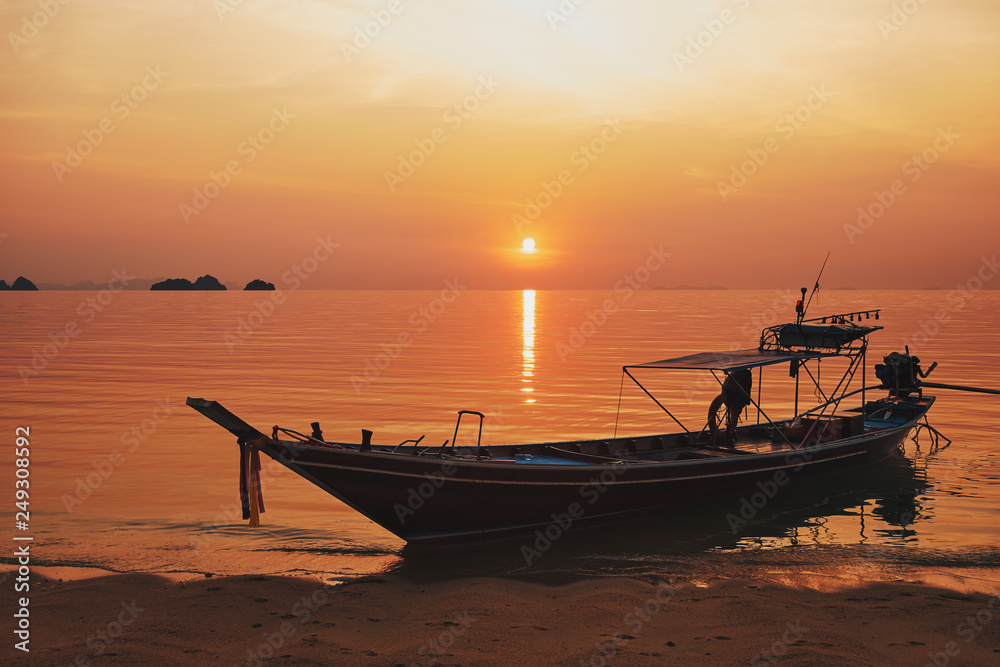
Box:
2, 290, 998, 584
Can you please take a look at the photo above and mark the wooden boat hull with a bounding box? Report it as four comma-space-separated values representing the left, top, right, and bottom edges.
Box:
249, 410, 926, 542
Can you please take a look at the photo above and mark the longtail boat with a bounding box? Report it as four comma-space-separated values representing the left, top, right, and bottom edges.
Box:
188, 288, 998, 542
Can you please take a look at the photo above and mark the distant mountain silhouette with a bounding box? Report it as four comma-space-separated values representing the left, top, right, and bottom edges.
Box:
3, 277, 39, 290
244, 279, 276, 290
150, 274, 227, 291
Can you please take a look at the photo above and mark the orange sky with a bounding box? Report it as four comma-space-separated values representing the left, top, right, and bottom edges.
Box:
1, 0, 997, 289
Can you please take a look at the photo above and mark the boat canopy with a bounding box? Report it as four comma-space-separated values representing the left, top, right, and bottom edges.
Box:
626, 348, 834, 372
618, 314, 880, 441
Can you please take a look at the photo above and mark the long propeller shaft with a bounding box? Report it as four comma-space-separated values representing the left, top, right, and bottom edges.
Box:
921, 381, 1000, 396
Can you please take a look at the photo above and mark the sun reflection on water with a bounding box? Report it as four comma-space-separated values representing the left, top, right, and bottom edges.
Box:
522, 289, 535, 403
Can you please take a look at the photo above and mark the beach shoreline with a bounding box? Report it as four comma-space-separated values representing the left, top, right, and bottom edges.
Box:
4, 566, 998, 666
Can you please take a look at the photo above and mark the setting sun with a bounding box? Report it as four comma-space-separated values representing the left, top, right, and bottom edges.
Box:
522, 238, 536, 252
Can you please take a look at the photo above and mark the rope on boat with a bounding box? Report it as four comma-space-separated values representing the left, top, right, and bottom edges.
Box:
271, 425, 343, 448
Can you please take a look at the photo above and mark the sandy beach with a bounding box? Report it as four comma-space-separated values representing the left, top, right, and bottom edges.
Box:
5, 568, 998, 666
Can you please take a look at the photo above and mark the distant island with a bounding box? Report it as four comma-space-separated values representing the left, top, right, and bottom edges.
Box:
244, 279, 275, 290
150, 274, 227, 291
0, 277, 38, 290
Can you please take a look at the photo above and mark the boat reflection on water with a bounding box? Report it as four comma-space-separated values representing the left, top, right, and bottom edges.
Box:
388, 453, 931, 582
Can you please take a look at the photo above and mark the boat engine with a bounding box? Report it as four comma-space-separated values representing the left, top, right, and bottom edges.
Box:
875, 350, 936, 398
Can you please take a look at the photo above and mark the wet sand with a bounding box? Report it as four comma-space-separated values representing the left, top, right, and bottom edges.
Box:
5, 570, 999, 666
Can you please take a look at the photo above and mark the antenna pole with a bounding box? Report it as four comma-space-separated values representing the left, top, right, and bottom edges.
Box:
801, 251, 830, 320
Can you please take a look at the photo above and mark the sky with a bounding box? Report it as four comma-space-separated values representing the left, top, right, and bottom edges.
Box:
0, 0, 997, 289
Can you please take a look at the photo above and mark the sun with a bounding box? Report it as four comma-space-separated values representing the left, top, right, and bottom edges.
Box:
521, 238, 536, 252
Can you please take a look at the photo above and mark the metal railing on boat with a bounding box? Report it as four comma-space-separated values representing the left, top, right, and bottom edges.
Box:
447, 410, 485, 461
